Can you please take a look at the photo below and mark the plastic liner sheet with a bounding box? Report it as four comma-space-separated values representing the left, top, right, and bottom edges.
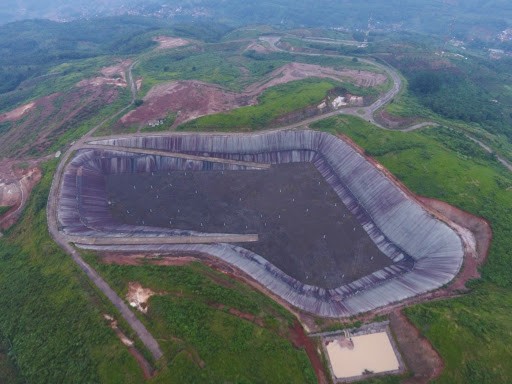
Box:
56, 130, 464, 317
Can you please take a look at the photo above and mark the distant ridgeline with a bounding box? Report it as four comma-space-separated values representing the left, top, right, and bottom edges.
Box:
1, 0, 511, 37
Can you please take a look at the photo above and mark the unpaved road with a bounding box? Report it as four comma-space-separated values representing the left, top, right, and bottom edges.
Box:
264, 36, 511, 173
47, 59, 163, 361
261, 36, 408, 129
467, 136, 512, 172
119, 62, 386, 130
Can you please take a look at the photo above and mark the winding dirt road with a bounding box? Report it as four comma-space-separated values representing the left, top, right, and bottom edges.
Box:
263, 36, 511, 172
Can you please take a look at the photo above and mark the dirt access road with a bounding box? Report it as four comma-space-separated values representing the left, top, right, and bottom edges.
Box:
46, 60, 163, 361
261, 36, 512, 173
259, 35, 407, 129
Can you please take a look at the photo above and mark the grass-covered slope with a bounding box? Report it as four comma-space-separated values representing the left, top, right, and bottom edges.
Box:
179, 79, 340, 131
0, 17, 162, 95
0, 161, 145, 384
84, 256, 316, 383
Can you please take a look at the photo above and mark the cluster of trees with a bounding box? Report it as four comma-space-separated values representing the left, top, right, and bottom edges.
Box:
389, 51, 512, 140
0, 17, 162, 95
409, 70, 503, 126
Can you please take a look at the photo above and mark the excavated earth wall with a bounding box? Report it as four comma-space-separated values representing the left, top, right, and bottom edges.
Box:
58, 130, 464, 317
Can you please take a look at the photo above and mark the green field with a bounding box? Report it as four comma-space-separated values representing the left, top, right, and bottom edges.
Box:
134, 40, 382, 96
135, 48, 245, 94
83, 255, 316, 383
0, 206, 11, 216
0, 335, 21, 384
312, 116, 512, 383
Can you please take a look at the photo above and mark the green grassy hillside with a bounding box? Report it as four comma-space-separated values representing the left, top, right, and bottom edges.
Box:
312, 116, 512, 383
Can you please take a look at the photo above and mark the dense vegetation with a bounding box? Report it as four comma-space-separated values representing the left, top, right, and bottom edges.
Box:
0, 162, 145, 384
400, 62, 511, 140
134, 41, 375, 95
312, 116, 512, 383
0, 17, 163, 95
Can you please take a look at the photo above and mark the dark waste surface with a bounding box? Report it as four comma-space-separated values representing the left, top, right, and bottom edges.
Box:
106, 162, 392, 289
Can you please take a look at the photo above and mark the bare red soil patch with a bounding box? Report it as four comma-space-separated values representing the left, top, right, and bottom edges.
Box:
389, 310, 443, 384
212, 303, 265, 327
104, 314, 155, 379
0, 59, 131, 157
0, 102, 35, 122
245, 63, 387, 94
0, 84, 120, 158
119, 80, 253, 128
101, 252, 199, 266
245, 41, 272, 54
289, 321, 328, 384
375, 110, 419, 129
78, 59, 132, 88
153, 36, 191, 50
117, 62, 385, 130
128, 348, 154, 379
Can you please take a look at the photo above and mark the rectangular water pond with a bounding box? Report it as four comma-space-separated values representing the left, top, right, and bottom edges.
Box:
325, 331, 401, 380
